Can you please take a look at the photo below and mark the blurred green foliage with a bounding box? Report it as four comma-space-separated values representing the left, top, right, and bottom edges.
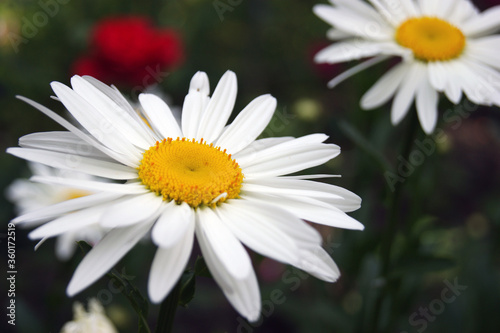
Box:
1, 0, 500, 332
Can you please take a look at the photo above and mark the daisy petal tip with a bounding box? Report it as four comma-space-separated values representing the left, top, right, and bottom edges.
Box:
27, 229, 44, 240
421, 122, 436, 135
246, 311, 261, 324
221, 70, 238, 85
66, 281, 83, 298
11, 216, 22, 224
189, 71, 210, 94
325, 273, 340, 283
312, 4, 328, 17
49, 81, 64, 91
70, 75, 83, 87
147, 288, 165, 305
224, 69, 237, 77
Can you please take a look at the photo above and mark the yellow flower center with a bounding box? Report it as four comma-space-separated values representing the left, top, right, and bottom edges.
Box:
138, 138, 243, 208
395, 17, 466, 62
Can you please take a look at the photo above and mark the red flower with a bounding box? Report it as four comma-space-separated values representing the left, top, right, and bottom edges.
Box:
72, 16, 184, 87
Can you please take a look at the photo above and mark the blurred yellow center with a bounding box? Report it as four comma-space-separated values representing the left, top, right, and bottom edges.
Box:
138, 138, 243, 208
64, 190, 91, 201
395, 17, 465, 62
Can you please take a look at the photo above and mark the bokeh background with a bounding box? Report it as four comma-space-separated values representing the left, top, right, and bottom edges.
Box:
1, 0, 499, 332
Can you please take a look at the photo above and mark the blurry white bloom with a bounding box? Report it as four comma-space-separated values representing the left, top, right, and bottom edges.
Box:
60, 298, 118, 333
314, 0, 500, 134
8, 71, 362, 321
6, 163, 107, 260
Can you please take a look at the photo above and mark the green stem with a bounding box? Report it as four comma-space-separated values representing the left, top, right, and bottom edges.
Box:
370, 112, 419, 333
154, 281, 181, 333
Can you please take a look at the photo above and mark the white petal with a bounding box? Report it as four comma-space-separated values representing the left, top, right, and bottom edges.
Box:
241, 144, 340, 179
361, 62, 408, 109
195, 207, 251, 280
315, 40, 391, 64
399, 0, 420, 17
223, 199, 322, 246
51, 82, 142, 159
416, 78, 439, 134
440, 61, 463, 103
215, 95, 276, 154
233, 137, 294, 161
242, 192, 364, 230
82, 76, 156, 140
152, 202, 195, 248
460, 57, 500, 105
217, 201, 307, 265
195, 214, 261, 322
447, 0, 478, 26
28, 205, 105, 240
333, 0, 391, 23
303, 193, 362, 213
237, 133, 329, 167
433, 0, 457, 19
7, 148, 137, 180
327, 55, 393, 89
55, 233, 78, 261
279, 174, 341, 180
12, 192, 123, 225
391, 62, 425, 125
71, 76, 152, 149
466, 36, 500, 71
19, 131, 116, 162
243, 177, 353, 200
365, 0, 400, 26
462, 5, 500, 37
427, 62, 448, 91
16, 96, 139, 167
138, 93, 182, 139
314, 3, 392, 39
297, 247, 340, 282
148, 218, 195, 303
419, 0, 438, 16
196, 71, 238, 143
100, 192, 163, 228
326, 28, 351, 40
67, 220, 154, 296
31, 175, 148, 194
453, 60, 499, 105
181, 72, 210, 139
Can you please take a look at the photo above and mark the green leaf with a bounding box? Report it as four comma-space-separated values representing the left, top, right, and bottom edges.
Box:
194, 256, 212, 278
178, 271, 195, 307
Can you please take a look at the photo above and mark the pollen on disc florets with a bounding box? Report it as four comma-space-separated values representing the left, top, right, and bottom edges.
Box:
395, 17, 466, 62
138, 137, 243, 208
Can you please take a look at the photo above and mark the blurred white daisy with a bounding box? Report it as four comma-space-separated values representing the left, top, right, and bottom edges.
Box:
6, 163, 107, 261
7, 71, 363, 321
60, 298, 118, 333
314, 0, 500, 133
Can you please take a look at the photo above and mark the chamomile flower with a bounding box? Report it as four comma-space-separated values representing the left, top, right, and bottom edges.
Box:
6, 163, 107, 261
7, 71, 363, 321
314, 0, 500, 133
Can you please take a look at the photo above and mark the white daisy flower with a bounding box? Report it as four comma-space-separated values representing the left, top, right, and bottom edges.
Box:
7, 71, 363, 321
6, 163, 107, 261
60, 298, 118, 333
314, 0, 500, 134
